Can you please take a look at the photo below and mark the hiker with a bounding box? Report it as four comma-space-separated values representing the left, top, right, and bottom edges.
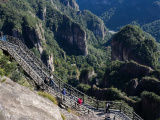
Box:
61, 88, 66, 100
78, 98, 82, 105
49, 77, 54, 86
49, 73, 53, 79
49, 74, 54, 87
105, 103, 110, 113
0, 35, 6, 41
44, 77, 49, 85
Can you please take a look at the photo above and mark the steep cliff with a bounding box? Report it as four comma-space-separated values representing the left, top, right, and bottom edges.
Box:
79, 10, 107, 40
141, 91, 160, 120
135, 77, 160, 96
103, 60, 153, 89
79, 68, 95, 84
111, 25, 158, 68
59, 0, 79, 11
51, 0, 107, 39
46, 5, 88, 55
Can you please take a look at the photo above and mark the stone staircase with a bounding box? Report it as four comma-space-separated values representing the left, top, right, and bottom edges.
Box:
0, 35, 143, 120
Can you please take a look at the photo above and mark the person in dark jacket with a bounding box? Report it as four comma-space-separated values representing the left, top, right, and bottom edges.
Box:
61, 88, 66, 100
105, 103, 110, 113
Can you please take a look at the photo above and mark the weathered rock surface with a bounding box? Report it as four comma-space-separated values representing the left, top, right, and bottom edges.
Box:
78, 10, 107, 39
79, 69, 95, 84
141, 92, 160, 120
47, 53, 55, 72
51, 14, 88, 55
125, 79, 138, 96
111, 25, 158, 68
0, 77, 62, 120
119, 62, 153, 78
60, 0, 79, 11
103, 61, 153, 88
135, 77, 160, 96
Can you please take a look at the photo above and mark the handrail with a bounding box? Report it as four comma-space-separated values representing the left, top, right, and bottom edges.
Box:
0, 35, 143, 120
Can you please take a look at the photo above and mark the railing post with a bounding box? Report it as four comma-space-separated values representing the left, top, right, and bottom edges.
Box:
75, 102, 77, 109
113, 115, 115, 120
132, 112, 135, 120
70, 89, 72, 95
97, 100, 99, 110
83, 95, 85, 103
59, 79, 61, 91
61, 93, 63, 103
120, 102, 122, 112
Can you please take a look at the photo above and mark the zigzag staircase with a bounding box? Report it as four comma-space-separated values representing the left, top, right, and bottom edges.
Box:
0, 35, 143, 120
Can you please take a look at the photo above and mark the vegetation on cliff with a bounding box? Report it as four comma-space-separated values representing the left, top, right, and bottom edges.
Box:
0, 0, 111, 84
112, 25, 159, 68
140, 91, 160, 120
1, 0, 160, 119
142, 20, 160, 42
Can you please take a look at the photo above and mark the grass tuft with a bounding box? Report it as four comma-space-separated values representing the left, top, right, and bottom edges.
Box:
38, 91, 58, 105
1, 78, 6, 83
61, 114, 66, 120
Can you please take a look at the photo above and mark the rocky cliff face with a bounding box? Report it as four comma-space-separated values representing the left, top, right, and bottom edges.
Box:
141, 92, 160, 120
135, 77, 160, 96
111, 25, 158, 68
0, 78, 62, 120
125, 79, 138, 96
81, 10, 107, 39
79, 69, 95, 84
57, 21, 87, 55
60, 0, 79, 11
47, 10, 88, 55
103, 61, 153, 89
47, 53, 55, 72
12, 22, 55, 71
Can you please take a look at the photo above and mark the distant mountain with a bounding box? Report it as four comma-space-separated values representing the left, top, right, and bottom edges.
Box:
76, 0, 160, 31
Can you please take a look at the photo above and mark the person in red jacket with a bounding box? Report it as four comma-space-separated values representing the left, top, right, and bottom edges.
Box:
78, 98, 82, 105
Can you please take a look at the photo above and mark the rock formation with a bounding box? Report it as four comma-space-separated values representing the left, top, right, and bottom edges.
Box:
103, 60, 153, 88
125, 79, 138, 96
60, 0, 79, 11
120, 61, 153, 78
81, 10, 107, 39
47, 53, 55, 72
0, 77, 62, 120
49, 12, 88, 55
141, 92, 160, 120
79, 69, 95, 84
111, 25, 158, 68
135, 77, 160, 96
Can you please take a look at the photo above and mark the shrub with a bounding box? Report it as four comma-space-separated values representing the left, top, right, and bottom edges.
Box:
76, 83, 91, 94
0, 78, 6, 83
104, 87, 124, 100
0, 68, 4, 77
10, 70, 23, 82
141, 91, 160, 120
61, 114, 65, 120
